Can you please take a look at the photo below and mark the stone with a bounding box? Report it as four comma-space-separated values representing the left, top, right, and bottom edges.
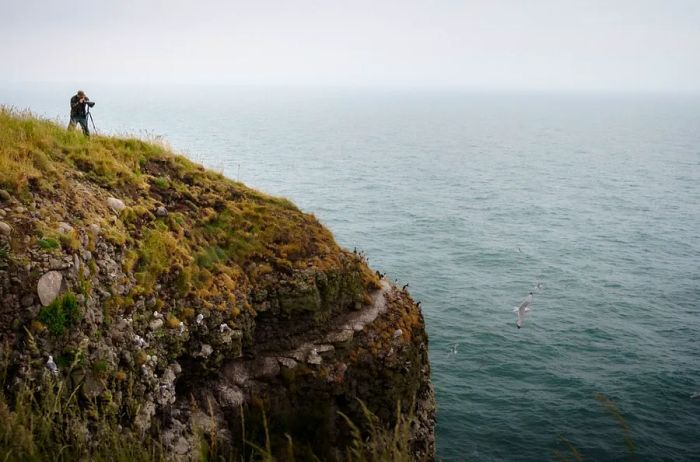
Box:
325, 329, 354, 344
89, 223, 101, 235
57, 222, 73, 234
149, 318, 164, 330
37, 271, 63, 306
155, 206, 168, 217
20, 294, 34, 307
0, 221, 11, 235
196, 344, 213, 358
217, 385, 244, 408
277, 357, 297, 369
106, 197, 126, 213
307, 349, 322, 365
0, 190, 10, 201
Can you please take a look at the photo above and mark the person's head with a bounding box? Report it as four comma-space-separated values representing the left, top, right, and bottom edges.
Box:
77, 90, 85, 98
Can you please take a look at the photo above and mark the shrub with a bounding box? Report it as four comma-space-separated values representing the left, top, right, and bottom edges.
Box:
37, 293, 80, 336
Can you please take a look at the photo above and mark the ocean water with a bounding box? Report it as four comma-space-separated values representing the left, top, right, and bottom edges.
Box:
2, 84, 699, 461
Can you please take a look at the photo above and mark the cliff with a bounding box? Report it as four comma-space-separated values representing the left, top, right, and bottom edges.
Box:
0, 109, 434, 461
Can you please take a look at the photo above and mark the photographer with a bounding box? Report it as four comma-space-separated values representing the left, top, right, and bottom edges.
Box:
68, 90, 94, 136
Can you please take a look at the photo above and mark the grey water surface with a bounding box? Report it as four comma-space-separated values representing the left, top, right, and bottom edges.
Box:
2, 84, 699, 461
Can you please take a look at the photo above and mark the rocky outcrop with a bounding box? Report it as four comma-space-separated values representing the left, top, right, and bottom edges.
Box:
0, 110, 434, 460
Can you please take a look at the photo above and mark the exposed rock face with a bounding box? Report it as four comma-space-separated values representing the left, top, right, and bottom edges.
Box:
0, 112, 435, 460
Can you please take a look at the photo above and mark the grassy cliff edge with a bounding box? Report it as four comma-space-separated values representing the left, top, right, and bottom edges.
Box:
0, 109, 434, 461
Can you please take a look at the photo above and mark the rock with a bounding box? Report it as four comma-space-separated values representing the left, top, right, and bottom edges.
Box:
0, 190, 10, 201
106, 197, 125, 213
37, 271, 63, 306
57, 222, 73, 234
149, 318, 164, 330
155, 206, 168, 217
196, 344, 213, 358
217, 384, 244, 408
277, 357, 297, 369
88, 223, 101, 236
307, 349, 322, 365
252, 357, 280, 378
393, 328, 403, 339
0, 221, 11, 235
20, 294, 34, 307
50, 258, 68, 270
325, 329, 354, 344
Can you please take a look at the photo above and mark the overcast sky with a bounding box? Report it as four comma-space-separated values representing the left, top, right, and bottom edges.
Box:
1, 0, 699, 92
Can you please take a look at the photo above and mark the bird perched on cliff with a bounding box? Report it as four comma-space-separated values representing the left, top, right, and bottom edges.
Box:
46, 355, 58, 375
513, 292, 534, 329
402, 283, 409, 291
153, 311, 163, 319
178, 321, 186, 335
220, 323, 232, 333
133, 334, 148, 348
196, 313, 204, 325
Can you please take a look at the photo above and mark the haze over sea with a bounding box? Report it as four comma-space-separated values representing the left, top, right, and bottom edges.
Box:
2, 83, 699, 461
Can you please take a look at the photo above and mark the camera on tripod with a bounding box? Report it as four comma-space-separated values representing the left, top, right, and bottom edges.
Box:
85, 101, 96, 108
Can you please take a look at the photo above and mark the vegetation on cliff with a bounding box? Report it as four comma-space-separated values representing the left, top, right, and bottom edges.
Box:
0, 109, 434, 461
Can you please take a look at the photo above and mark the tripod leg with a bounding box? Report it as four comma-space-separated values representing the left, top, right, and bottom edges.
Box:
88, 112, 97, 135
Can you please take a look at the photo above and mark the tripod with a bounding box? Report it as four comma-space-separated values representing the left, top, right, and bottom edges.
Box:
86, 105, 98, 135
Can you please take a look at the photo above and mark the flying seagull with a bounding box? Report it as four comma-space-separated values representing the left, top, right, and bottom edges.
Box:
513, 292, 534, 329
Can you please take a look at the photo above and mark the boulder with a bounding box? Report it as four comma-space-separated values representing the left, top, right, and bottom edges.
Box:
57, 222, 73, 234
37, 271, 63, 306
155, 206, 168, 217
0, 221, 11, 235
0, 189, 10, 201
106, 197, 126, 213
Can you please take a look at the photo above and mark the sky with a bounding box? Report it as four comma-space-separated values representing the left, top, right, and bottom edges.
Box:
1, 0, 699, 93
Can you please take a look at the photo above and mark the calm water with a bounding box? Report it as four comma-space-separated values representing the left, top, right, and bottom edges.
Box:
3, 84, 700, 461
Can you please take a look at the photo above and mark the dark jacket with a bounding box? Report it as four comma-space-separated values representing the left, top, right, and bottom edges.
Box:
70, 95, 89, 117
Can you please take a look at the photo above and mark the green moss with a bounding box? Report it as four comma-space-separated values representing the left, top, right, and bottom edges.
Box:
37, 293, 80, 336
37, 237, 60, 250
152, 177, 170, 189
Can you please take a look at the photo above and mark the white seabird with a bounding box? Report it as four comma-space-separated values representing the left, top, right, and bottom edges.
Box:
196, 313, 204, 325
220, 323, 232, 333
178, 321, 186, 335
133, 334, 148, 348
153, 311, 163, 319
513, 292, 534, 329
46, 355, 58, 375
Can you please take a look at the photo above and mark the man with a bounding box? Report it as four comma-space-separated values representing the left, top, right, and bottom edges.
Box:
68, 90, 93, 136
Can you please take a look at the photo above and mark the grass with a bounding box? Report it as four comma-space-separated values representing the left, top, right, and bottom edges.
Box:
37, 293, 81, 336
37, 238, 60, 250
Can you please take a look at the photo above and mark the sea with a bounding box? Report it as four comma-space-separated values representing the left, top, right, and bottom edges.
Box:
2, 83, 699, 461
